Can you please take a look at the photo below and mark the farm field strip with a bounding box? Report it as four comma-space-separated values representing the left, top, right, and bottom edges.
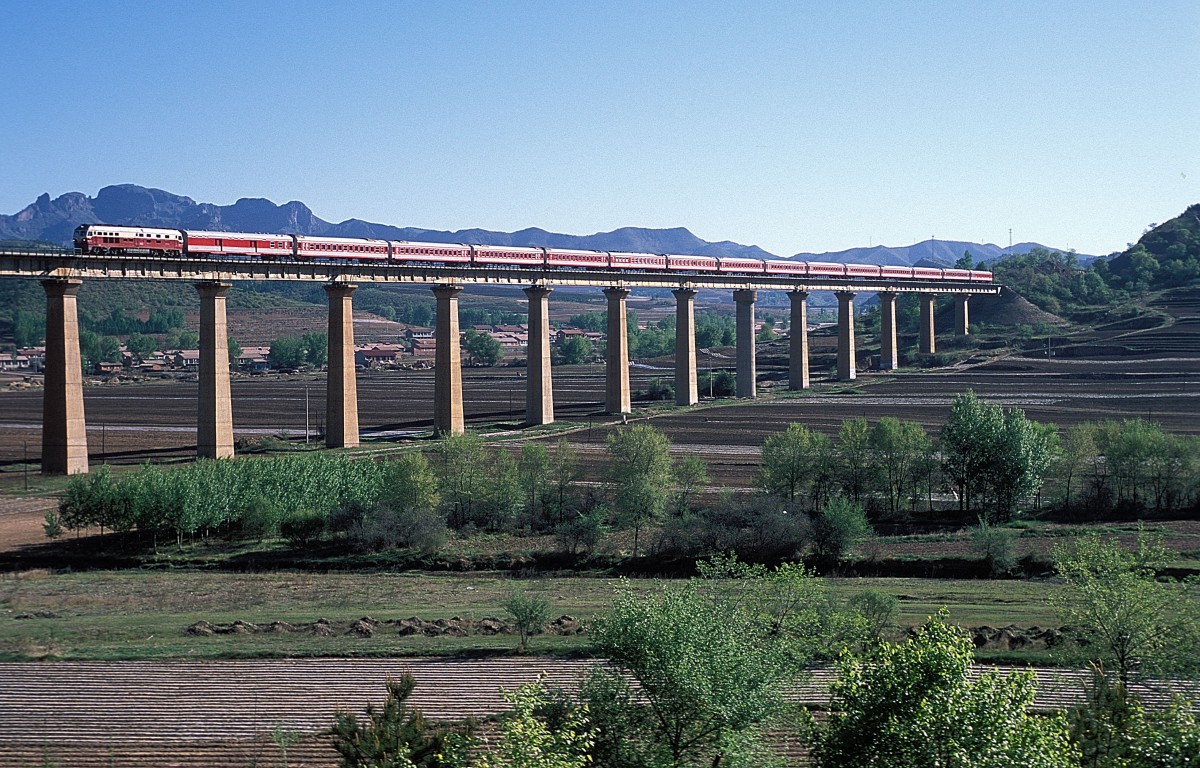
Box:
1, 659, 1195, 744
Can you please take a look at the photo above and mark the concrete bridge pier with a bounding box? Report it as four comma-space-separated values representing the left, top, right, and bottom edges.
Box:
433, 284, 465, 435
734, 289, 757, 398
324, 283, 359, 448
879, 291, 899, 370
604, 287, 632, 414
196, 281, 235, 459
40, 278, 88, 475
523, 285, 554, 426
955, 294, 970, 336
673, 287, 698, 406
788, 290, 810, 390
836, 290, 857, 381
920, 293, 937, 355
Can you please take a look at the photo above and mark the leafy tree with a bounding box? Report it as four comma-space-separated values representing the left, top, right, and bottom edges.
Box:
557, 335, 591, 364
1052, 529, 1200, 687
269, 336, 307, 369
483, 448, 523, 531
546, 439, 581, 525
586, 571, 809, 767
300, 331, 327, 366
518, 443, 550, 531
971, 517, 1019, 576
125, 332, 157, 363
810, 611, 1077, 768
941, 391, 1056, 521
836, 417, 872, 503
462, 329, 502, 366
170, 328, 200, 349
847, 590, 898, 642
502, 586, 551, 651
436, 433, 488, 529
382, 452, 441, 514
566, 311, 606, 332
759, 422, 822, 504
810, 497, 871, 567
869, 417, 931, 515
227, 335, 242, 361
672, 454, 709, 517
474, 680, 593, 768
1057, 423, 1097, 511
13, 309, 44, 347
79, 329, 121, 369
606, 423, 673, 557
330, 673, 466, 768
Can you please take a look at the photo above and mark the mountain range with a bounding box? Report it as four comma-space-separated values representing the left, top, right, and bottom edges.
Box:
1, 184, 1093, 267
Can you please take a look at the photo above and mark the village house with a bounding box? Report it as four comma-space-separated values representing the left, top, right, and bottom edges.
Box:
354, 344, 405, 368
237, 345, 273, 373
0, 352, 31, 371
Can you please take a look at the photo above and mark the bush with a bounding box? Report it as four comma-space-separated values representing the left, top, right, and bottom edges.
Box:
392, 505, 448, 555
847, 589, 898, 641
556, 509, 607, 557
971, 518, 1019, 576
281, 510, 325, 547
810, 497, 871, 567
503, 587, 552, 651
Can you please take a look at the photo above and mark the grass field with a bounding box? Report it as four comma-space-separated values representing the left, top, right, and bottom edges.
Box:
0, 567, 1066, 662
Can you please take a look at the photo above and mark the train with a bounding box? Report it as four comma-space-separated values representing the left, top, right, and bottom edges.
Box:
72, 224, 994, 282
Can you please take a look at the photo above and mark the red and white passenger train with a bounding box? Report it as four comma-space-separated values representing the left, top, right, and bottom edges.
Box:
73, 224, 994, 283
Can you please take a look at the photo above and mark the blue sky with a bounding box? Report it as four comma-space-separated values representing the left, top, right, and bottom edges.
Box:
3, 1, 1196, 257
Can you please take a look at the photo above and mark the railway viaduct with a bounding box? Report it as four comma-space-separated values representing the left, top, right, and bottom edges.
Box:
0, 249, 999, 475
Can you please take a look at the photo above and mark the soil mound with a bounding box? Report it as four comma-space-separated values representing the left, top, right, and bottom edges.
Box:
970, 287, 1067, 327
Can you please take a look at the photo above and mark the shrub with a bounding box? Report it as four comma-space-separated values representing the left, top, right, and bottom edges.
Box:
281, 510, 325, 548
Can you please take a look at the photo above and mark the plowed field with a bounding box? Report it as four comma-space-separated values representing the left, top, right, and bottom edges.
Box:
2, 659, 1196, 767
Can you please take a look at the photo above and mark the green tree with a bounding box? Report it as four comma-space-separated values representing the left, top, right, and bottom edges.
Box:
941, 391, 1056, 521
1057, 423, 1097, 511
760, 423, 824, 505
518, 443, 550, 531
463, 329, 503, 366
869, 417, 932, 515
79, 329, 121, 369
436, 433, 488, 529
171, 328, 199, 349
971, 517, 1019, 576
125, 332, 157, 363
1052, 529, 1200, 687
557, 335, 592, 364
606, 423, 673, 557
475, 680, 593, 768
940, 391, 1005, 517
484, 448, 523, 531
301, 331, 327, 366
672, 454, 709, 517
586, 573, 808, 768
269, 336, 306, 369
810, 497, 871, 567
836, 417, 873, 504
810, 611, 1077, 768
382, 452, 441, 514
12, 309, 44, 347
227, 335, 241, 361
330, 673, 465, 768
547, 439, 580, 525
502, 586, 552, 652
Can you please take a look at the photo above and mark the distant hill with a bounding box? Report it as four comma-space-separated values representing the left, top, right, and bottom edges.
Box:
2, 184, 1087, 265
790, 240, 1095, 268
